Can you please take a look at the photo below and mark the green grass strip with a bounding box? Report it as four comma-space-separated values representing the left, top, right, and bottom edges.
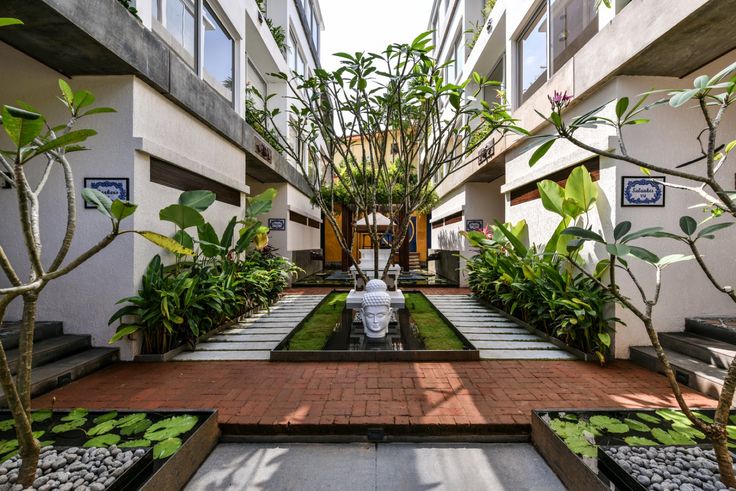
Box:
287, 292, 347, 350
404, 293, 465, 350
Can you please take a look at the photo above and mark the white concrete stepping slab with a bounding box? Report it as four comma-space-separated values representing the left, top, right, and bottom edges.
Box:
464, 334, 542, 342
242, 318, 301, 325
452, 322, 521, 328
459, 327, 530, 334
209, 333, 284, 342
197, 341, 279, 351
222, 328, 292, 335
175, 350, 270, 361
479, 349, 577, 360
473, 340, 561, 350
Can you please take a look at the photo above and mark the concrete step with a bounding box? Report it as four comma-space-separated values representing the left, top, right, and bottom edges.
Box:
223, 328, 293, 335
208, 334, 284, 342
464, 333, 542, 342
0, 348, 118, 405
479, 349, 577, 360
6, 334, 91, 374
685, 317, 736, 345
175, 350, 270, 361
659, 332, 736, 369
196, 341, 279, 351
472, 340, 562, 350
0, 321, 63, 351
630, 345, 726, 399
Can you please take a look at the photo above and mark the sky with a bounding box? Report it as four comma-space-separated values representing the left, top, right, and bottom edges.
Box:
319, 0, 433, 71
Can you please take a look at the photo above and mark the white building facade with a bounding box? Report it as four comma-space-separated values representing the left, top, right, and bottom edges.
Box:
428, 0, 736, 358
0, 0, 323, 359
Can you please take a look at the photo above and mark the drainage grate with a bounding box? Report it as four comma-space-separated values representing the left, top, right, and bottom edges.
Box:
366, 428, 385, 442
675, 370, 690, 385
57, 373, 72, 387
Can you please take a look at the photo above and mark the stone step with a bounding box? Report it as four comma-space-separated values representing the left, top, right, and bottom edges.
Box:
196, 341, 279, 351
472, 341, 561, 350
451, 321, 521, 328
6, 334, 91, 374
630, 345, 726, 399
464, 333, 542, 342
208, 334, 284, 342
241, 318, 300, 325
458, 328, 531, 335
479, 349, 577, 360
175, 350, 270, 361
660, 332, 736, 369
0, 321, 63, 351
222, 328, 293, 335
0, 348, 119, 406
685, 317, 736, 345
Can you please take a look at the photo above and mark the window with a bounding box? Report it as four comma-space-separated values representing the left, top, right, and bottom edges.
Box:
165, 0, 197, 61
203, 2, 234, 100
518, 4, 548, 103
247, 60, 268, 112
310, 11, 319, 49
152, 0, 160, 21
484, 55, 505, 106
288, 30, 298, 72
445, 33, 463, 82
550, 0, 597, 71
297, 51, 305, 76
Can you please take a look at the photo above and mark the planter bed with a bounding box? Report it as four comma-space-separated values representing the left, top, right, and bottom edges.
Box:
0, 409, 218, 491
532, 408, 731, 491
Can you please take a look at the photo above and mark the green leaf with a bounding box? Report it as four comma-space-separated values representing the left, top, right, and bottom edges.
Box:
655, 408, 691, 425
31, 410, 52, 423
656, 254, 694, 268
589, 415, 628, 433
615, 97, 629, 120
620, 226, 664, 243
62, 408, 89, 421
693, 412, 714, 424
81, 188, 113, 218
669, 88, 700, 108
115, 413, 148, 428
109, 325, 139, 344
493, 220, 527, 256
80, 107, 116, 117
33, 129, 97, 156
88, 420, 116, 436
562, 227, 604, 243
636, 412, 660, 424
153, 437, 182, 459
606, 243, 631, 257
144, 415, 198, 442
537, 180, 566, 216
220, 217, 237, 251
623, 418, 650, 432
84, 433, 121, 448
58, 80, 74, 106
693, 75, 710, 89
137, 231, 196, 256
173, 230, 194, 250
597, 332, 611, 348
0, 420, 15, 431
120, 418, 152, 436
246, 188, 277, 218
110, 200, 138, 222
628, 246, 659, 264
697, 222, 733, 239
0, 18, 23, 28
529, 139, 556, 167
679, 216, 697, 235
565, 165, 598, 212
159, 204, 205, 230
624, 436, 657, 446
197, 223, 221, 258
2, 105, 45, 147
93, 412, 119, 424
72, 90, 95, 111
178, 190, 216, 212
613, 222, 631, 241
51, 419, 86, 434
120, 439, 151, 448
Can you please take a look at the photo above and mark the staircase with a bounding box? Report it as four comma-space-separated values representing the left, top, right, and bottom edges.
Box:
630, 317, 736, 399
408, 252, 421, 271
0, 321, 118, 404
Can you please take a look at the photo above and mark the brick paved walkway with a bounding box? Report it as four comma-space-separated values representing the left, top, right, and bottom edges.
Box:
34, 360, 714, 429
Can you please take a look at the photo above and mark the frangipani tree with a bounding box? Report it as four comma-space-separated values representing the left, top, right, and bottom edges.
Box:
0, 79, 186, 485
254, 32, 525, 281
534, 62, 736, 486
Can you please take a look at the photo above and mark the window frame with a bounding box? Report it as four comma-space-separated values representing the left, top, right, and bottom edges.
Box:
202, 1, 235, 102
517, 2, 549, 105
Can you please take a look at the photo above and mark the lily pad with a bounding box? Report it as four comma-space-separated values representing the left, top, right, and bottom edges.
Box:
84, 434, 121, 448
672, 423, 705, 440
636, 413, 661, 424
566, 436, 597, 458
727, 426, 736, 440
116, 413, 148, 428
88, 420, 116, 436
144, 415, 198, 442
0, 420, 14, 432
693, 412, 714, 424
624, 436, 658, 446
589, 415, 629, 434
120, 419, 151, 437
93, 412, 118, 424
61, 408, 88, 421
153, 437, 182, 459
31, 410, 52, 423
656, 409, 691, 426
624, 418, 650, 432
0, 450, 16, 463
651, 427, 696, 445
120, 439, 151, 448
52, 419, 86, 434
0, 440, 18, 454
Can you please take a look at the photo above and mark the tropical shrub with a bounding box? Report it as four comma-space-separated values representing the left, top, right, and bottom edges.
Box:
109, 189, 299, 353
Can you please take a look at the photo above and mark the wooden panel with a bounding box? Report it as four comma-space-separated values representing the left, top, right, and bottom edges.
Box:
289, 210, 309, 226
307, 218, 321, 229
150, 158, 241, 206
510, 157, 600, 206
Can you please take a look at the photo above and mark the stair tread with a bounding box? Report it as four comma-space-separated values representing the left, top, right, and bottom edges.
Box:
631, 345, 727, 385
5, 334, 90, 363
661, 332, 736, 355
27, 348, 117, 380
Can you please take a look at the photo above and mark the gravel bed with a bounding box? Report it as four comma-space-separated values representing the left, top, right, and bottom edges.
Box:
605, 445, 736, 491
0, 445, 146, 491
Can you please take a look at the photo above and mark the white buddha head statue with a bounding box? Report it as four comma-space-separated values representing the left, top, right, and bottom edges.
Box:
361, 279, 392, 339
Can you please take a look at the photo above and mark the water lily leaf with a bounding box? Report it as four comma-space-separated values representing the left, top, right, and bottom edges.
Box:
152, 437, 182, 459
589, 415, 629, 433
84, 434, 121, 448
655, 409, 691, 426
561, 413, 578, 422
61, 408, 88, 421
31, 410, 52, 423
32, 431, 45, 439
88, 420, 116, 436
0, 440, 18, 454
652, 427, 696, 445
38, 441, 54, 447
624, 418, 650, 432
115, 413, 148, 428
566, 436, 597, 458
726, 426, 736, 440
120, 418, 152, 436
120, 439, 151, 448
93, 412, 118, 424
625, 436, 658, 446
0, 419, 15, 431
693, 412, 714, 424
144, 415, 198, 441
730, 415, 736, 425
52, 419, 87, 433
0, 450, 16, 463
636, 412, 660, 424
672, 423, 705, 440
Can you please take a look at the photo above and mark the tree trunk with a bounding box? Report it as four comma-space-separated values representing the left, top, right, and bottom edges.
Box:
16, 293, 40, 487
711, 430, 736, 487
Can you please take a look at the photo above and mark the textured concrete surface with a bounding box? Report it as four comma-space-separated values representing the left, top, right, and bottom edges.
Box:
184, 443, 565, 491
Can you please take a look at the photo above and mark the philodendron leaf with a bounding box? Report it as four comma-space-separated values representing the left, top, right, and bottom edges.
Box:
120, 439, 151, 448
153, 437, 182, 459
88, 420, 116, 436
178, 190, 216, 212
84, 433, 121, 448
624, 436, 658, 446
61, 408, 89, 421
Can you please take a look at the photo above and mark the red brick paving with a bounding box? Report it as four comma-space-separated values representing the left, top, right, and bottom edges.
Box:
285, 287, 472, 295
34, 360, 714, 429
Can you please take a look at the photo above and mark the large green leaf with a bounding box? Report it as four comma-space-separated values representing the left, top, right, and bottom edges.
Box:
160, 204, 205, 230
31, 410, 52, 423
197, 223, 221, 258
115, 413, 148, 428
0, 420, 14, 431
120, 418, 152, 436
220, 216, 237, 251
565, 165, 598, 213
88, 420, 116, 436
144, 415, 198, 442
81, 188, 113, 218
109, 325, 140, 344
61, 408, 88, 421
120, 439, 151, 448
84, 433, 121, 448
246, 188, 277, 218
494, 220, 527, 256
33, 129, 97, 156
0, 18, 23, 28
137, 231, 196, 256
1, 105, 44, 147
153, 437, 182, 459
178, 190, 216, 212
537, 180, 566, 216
51, 419, 86, 433
110, 200, 137, 222
529, 139, 556, 167
93, 412, 119, 424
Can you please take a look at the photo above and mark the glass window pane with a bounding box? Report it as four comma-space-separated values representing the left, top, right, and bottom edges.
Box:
519, 7, 548, 101
152, 0, 159, 21
203, 2, 234, 100
288, 31, 298, 72
551, 0, 597, 71
247, 60, 267, 111
455, 35, 464, 77
485, 56, 504, 105
165, 0, 196, 58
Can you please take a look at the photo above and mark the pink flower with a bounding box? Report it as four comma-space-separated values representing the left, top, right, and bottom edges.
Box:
483, 225, 494, 240
548, 90, 573, 110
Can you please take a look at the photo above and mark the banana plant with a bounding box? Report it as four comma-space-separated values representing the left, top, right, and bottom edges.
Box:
235, 188, 277, 254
